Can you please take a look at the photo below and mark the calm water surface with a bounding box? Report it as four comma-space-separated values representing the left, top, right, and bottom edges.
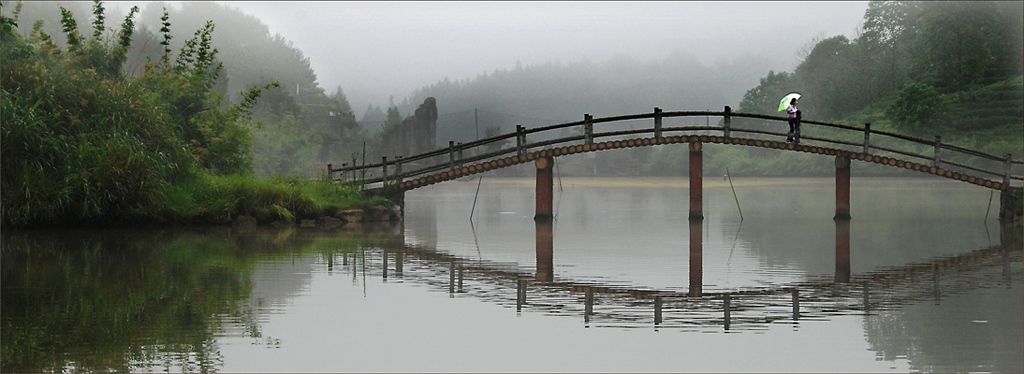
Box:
2, 177, 1021, 373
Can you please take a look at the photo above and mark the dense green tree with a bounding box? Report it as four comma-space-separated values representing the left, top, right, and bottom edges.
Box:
793, 35, 863, 120
886, 81, 951, 133
859, 1, 922, 97
737, 70, 798, 115
911, 2, 1004, 92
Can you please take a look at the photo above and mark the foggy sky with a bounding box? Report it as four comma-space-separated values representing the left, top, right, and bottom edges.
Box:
114, 1, 869, 112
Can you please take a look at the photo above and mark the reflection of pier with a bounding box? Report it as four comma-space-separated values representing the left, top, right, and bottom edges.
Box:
328, 222, 1021, 330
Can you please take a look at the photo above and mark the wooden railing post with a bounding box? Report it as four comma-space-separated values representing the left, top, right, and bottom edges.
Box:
449, 261, 456, 294
449, 141, 456, 170
584, 114, 593, 144
863, 123, 871, 154
933, 136, 942, 167
584, 288, 594, 322
327, 163, 333, 181
516, 125, 525, 156
723, 294, 731, 330
792, 288, 800, 320
654, 107, 663, 138
381, 156, 388, 187
458, 266, 464, 292
457, 142, 464, 168
395, 156, 403, 183
654, 295, 663, 325
723, 106, 731, 138
516, 278, 526, 311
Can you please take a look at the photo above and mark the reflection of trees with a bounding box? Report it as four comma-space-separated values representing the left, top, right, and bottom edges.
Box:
0, 228, 255, 372
861, 230, 1023, 374
863, 277, 1023, 373
734, 180, 1004, 276
0, 226, 401, 373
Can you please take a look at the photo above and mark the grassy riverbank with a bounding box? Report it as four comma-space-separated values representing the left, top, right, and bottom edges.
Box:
3, 172, 392, 229
155, 175, 392, 226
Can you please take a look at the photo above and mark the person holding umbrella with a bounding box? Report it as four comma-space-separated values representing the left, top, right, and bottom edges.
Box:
786, 97, 800, 144
778, 92, 802, 143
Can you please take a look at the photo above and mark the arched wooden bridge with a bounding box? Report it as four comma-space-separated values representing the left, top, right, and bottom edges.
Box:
328, 108, 1023, 220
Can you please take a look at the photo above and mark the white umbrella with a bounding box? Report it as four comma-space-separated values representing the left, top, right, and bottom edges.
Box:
778, 92, 801, 112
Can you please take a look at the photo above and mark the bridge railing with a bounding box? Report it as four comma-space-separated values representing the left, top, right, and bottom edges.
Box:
328, 107, 1023, 190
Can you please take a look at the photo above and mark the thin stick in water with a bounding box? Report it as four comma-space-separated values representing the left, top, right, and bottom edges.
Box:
727, 167, 743, 221
726, 221, 743, 269
554, 158, 563, 219
471, 219, 482, 262
984, 190, 994, 222
470, 176, 484, 221
555, 157, 563, 193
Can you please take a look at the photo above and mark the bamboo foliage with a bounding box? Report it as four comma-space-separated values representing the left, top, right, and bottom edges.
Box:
0, 1, 290, 228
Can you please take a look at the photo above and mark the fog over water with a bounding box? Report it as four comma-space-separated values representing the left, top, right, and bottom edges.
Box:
114, 1, 869, 111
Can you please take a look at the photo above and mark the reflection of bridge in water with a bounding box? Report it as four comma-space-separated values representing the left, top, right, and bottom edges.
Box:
324, 222, 1022, 331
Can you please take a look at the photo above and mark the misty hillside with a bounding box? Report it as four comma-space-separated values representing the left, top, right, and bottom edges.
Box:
393, 1, 1022, 177
6, 1, 327, 103
397, 52, 777, 145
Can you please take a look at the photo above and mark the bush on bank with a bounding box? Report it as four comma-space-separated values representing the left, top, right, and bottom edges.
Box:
0, 2, 387, 229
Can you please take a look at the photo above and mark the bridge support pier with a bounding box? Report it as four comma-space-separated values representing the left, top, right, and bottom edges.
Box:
835, 155, 851, 220
835, 219, 851, 283
689, 218, 703, 297
835, 155, 852, 283
535, 156, 554, 222
689, 141, 703, 220
687, 140, 704, 297
536, 220, 554, 282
